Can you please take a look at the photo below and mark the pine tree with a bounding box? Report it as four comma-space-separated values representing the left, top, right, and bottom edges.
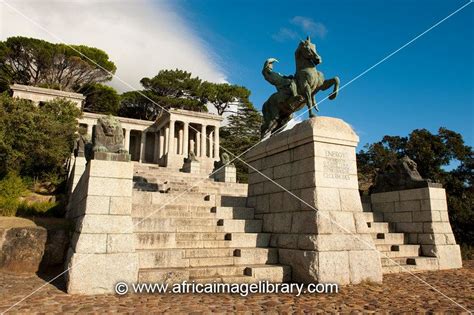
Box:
220, 100, 262, 183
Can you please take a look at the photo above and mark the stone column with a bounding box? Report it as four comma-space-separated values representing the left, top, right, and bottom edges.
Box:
245, 117, 382, 285
214, 125, 220, 160
123, 129, 130, 152
87, 124, 93, 136
154, 132, 160, 163
200, 124, 207, 158
139, 131, 146, 163
65, 159, 137, 294
178, 123, 184, 155
183, 122, 189, 157
159, 129, 164, 159
196, 130, 201, 157
168, 120, 175, 155
164, 125, 170, 155
209, 130, 214, 158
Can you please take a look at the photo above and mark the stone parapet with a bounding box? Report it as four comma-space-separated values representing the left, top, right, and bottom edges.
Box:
370, 187, 462, 270
65, 158, 138, 294
245, 117, 382, 284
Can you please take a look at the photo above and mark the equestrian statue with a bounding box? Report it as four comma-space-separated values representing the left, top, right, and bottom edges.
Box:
260, 36, 340, 138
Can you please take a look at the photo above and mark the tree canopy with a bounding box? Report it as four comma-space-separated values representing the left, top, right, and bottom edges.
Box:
0, 93, 81, 179
0, 36, 116, 92
80, 83, 120, 115
220, 100, 262, 183
118, 69, 252, 120
357, 128, 473, 251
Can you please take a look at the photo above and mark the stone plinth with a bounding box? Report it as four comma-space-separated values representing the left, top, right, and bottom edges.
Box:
371, 187, 462, 270
65, 158, 138, 294
214, 165, 237, 183
245, 117, 382, 284
182, 160, 201, 174
93, 151, 131, 162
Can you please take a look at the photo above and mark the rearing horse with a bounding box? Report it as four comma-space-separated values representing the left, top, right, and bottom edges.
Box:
260, 36, 339, 137
295, 36, 339, 118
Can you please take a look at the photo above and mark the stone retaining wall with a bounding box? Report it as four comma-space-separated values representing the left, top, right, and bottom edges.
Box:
370, 187, 462, 270
65, 159, 138, 294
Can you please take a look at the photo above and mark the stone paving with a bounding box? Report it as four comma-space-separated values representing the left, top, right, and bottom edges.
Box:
0, 261, 473, 314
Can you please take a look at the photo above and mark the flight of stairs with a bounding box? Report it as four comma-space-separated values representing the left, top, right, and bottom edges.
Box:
131, 164, 291, 283
362, 212, 438, 274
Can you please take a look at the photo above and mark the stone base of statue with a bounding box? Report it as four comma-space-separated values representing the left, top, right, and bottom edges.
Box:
246, 117, 382, 284
182, 160, 200, 174
214, 164, 237, 183
93, 151, 131, 162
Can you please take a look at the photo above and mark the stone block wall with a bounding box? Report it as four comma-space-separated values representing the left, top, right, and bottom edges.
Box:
246, 117, 382, 284
65, 159, 138, 294
371, 187, 462, 269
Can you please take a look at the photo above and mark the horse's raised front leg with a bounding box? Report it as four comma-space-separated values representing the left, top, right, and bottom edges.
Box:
320, 76, 340, 100
304, 83, 315, 117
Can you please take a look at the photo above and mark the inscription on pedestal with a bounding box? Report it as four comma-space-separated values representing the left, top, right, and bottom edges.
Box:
323, 150, 350, 180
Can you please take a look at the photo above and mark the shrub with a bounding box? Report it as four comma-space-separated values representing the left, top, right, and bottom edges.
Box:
0, 173, 27, 216
0, 93, 80, 179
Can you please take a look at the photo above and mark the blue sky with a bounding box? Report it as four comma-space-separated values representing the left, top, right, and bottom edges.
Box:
1, 0, 472, 151
174, 0, 473, 149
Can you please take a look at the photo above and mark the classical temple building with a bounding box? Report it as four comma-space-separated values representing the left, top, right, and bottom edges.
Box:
10, 84, 223, 174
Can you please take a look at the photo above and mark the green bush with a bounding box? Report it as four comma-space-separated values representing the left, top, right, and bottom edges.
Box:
0, 173, 27, 216
0, 93, 80, 180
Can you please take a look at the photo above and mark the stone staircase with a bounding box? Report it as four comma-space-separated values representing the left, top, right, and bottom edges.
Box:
362, 212, 438, 274
131, 164, 291, 283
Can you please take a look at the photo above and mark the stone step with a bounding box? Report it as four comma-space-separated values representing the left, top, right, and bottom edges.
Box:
135, 232, 230, 249
406, 257, 439, 270
138, 248, 262, 269
366, 222, 389, 233
135, 233, 271, 249
132, 205, 215, 218
183, 248, 235, 258
189, 256, 235, 267
217, 219, 262, 233
190, 275, 256, 284
132, 205, 255, 220
229, 233, 271, 248
133, 210, 216, 219
380, 256, 411, 267
234, 248, 279, 265
373, 232, 405, 245
137, 264, 272, 283
134, 218, 220, 233
212, 207, 255, 219
188, 265, 247, 278
381, 245, 420, 258
220, 196, 247, 207
244, 265, 291, 282
132, 191, 215, 207
361, 212, 374, 222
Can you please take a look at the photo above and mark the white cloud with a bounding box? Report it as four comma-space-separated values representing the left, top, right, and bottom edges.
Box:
0, 0, 227, 92
272, 27, 299, 42
272, 16, 327, 42
291, 16, 327, 39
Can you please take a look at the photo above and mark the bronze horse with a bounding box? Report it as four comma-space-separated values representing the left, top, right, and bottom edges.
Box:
261, 37, 339, 137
